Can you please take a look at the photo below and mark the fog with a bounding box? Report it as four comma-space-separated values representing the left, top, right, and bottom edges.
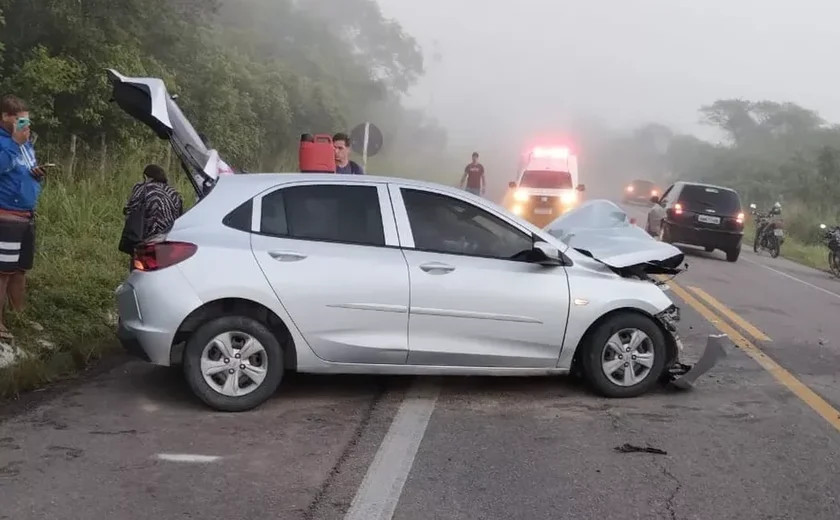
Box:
378, 0, 840, 151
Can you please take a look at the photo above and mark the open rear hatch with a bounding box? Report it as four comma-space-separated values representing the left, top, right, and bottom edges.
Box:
106, 69, 220, 198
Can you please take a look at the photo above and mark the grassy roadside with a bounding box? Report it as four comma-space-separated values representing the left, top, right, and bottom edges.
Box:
0, 145, 194, 396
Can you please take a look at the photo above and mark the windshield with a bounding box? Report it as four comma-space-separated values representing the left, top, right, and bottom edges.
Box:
631, 180, 655, 190
519, 170, 573, 189
543, 199, 684, 269
545, 200, 650, 243
679, 185, 741, 214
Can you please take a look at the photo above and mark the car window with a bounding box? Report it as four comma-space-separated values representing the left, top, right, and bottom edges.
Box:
260, 185, 385, 246
659, 185, 675, 203
400, 188, 533, 259
679, 185, 741, 214
519, 170, 573, 189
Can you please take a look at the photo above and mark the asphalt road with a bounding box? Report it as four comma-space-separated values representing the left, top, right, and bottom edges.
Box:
3, 200, 840, 520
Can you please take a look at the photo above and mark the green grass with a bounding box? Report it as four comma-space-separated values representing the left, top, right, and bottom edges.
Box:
0, 145, 197, 396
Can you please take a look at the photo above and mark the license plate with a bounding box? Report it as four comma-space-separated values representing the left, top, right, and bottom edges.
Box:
697, 215, 721, 224
534, 208, 552, 215
774, 228, 785, 237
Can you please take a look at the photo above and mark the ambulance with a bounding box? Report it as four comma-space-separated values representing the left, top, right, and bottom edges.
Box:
502, 146, 586, 227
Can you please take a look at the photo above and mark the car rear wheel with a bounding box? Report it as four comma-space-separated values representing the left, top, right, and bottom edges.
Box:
726, 246, 741, 262
580, 313, 667, 398
658, 223, 672, 243
183, 316, 284, 412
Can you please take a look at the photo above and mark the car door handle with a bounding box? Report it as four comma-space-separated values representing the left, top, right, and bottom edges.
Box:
268, 250, 307, 262
419, 262, 455, 274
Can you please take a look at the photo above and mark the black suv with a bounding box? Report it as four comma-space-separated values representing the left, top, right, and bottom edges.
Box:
647, 181, 745, 262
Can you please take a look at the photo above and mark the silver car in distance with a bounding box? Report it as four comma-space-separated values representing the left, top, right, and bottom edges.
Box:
109, 70, 693, 412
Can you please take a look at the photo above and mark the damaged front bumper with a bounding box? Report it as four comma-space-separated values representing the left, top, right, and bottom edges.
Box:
656, 305, 728, 390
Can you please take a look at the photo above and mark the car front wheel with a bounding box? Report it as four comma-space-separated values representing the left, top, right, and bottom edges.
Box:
580, 312, 668, 398
183, 316, 285, 412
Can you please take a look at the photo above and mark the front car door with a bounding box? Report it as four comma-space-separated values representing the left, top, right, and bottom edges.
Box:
388, 184, 571, 368
250, 180, 410, 365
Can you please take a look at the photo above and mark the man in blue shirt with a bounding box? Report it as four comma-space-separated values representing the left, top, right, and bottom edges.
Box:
333, 132, 364, 175
0, 94, 45, 340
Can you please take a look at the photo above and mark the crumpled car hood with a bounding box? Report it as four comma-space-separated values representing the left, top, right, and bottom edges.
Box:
543, 199, 684, 272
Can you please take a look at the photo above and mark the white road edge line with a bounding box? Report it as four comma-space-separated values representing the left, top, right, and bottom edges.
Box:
155, 453, 222, 463
344, 380, 440, 520
742, 256, 840, 300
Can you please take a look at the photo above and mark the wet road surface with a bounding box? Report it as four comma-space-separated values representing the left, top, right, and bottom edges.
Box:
2, 201, 840, 520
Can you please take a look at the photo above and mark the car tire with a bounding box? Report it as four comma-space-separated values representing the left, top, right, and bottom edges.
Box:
658, 223, 672, 243
704, 246, 715, 253
580, 312, 668, 398
183, 315, 285, 412
726, 246, 741, 263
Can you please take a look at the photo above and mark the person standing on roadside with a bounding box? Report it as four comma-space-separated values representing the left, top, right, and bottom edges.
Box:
121, 164, 184, 262
333, 133, 364, 175
460, 152, 485, 196
0, 95, 46, 340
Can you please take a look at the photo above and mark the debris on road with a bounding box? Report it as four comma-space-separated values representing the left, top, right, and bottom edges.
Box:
668, 334, 729, 390
614, 443, 668, 455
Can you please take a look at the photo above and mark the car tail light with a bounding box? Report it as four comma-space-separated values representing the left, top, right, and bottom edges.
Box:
132, 241, 197, 272
673, 203, 683, 215
626, 185, 634, 192
736, 212, 745, 224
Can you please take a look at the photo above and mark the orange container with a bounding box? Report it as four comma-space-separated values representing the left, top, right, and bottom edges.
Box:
299, 133, 336, 173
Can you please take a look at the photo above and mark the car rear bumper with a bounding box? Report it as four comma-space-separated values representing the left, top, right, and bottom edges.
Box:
669, 222, 743, 249
115, 267, 204, 366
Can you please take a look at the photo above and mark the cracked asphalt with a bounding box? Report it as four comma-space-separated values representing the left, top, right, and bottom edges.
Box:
2, 199, 840, 520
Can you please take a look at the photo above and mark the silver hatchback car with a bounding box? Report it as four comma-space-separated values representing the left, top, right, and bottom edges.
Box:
110, 71, 698, 412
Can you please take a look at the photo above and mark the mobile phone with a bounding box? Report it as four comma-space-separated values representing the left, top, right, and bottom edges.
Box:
15, 117, 30, 131
40, 163, 56, 168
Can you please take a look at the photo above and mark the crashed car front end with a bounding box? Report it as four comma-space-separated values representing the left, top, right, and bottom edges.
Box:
546, 199, 728, 390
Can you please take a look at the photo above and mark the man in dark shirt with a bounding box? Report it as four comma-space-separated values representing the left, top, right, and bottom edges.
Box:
460, 152, 485, 196
333, 133, 364, 175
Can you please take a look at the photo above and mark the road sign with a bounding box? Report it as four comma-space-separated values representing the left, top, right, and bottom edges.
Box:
350, 122, 383, 167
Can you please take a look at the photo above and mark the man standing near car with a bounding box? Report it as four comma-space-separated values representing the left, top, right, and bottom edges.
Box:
333, 133, 364, 175
0, 95, 46, 340
460, 152, 485, 196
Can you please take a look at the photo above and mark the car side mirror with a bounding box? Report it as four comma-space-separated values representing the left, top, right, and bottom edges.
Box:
576, 184, 586, 192
508, 181, 517, 189
532, 241, 563, 266
649, 195, 659, 204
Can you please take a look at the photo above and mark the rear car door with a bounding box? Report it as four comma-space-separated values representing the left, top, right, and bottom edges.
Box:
250, 180, 410, 365
389, 184, 571, 368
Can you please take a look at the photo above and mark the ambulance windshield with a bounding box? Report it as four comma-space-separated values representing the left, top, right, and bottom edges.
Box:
519, 170, 573, 189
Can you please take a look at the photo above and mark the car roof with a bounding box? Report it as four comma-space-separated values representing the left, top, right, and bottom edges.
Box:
677, 180, 739, 193
630, 179, 655, 184
215, 172, 450, 191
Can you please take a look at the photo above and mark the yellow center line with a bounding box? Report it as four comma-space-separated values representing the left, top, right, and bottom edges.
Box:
685, 285, 772, 342
659, 276, 840, 433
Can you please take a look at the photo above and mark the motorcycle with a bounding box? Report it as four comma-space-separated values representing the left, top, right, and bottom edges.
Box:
749, 203, 784, 258
819, 223, 840, 277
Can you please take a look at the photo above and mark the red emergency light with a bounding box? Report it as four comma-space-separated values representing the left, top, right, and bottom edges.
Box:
531, 146, 570, 159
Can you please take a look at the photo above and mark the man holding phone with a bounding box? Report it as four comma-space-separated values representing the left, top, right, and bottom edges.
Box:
0, 94, 46, 340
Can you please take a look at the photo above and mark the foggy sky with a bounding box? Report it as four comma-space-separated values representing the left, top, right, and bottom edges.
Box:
378, 0, 840, 147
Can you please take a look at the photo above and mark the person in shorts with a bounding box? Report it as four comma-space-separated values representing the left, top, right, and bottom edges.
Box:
0, 95, 46, 340
460, 152, 485, 196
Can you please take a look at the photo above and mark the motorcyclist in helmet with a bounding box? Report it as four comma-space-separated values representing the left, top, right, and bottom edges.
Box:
757, 202, 782, 241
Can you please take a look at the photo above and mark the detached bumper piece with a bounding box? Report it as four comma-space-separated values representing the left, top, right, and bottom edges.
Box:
655, 305, 728, 390
668, 334, 729, 390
